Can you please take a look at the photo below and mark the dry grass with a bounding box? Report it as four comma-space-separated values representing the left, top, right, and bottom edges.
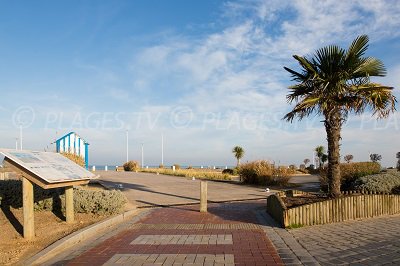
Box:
140, 168, 232, 181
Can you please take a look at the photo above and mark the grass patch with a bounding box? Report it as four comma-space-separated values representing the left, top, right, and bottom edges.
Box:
286, 223, 304, 229
140, 168, 232, 181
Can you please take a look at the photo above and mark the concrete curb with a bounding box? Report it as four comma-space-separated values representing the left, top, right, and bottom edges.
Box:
24, 208, 140, 266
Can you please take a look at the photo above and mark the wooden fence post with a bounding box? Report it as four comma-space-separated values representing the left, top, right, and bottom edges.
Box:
200, 181, 207, 212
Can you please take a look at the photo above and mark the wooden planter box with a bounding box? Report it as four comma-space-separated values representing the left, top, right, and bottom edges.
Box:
267, 190, 400, 228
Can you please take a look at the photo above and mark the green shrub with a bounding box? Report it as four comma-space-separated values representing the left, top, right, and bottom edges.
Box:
319, 162, 381, 190
238, 160, 291, 186
222, 169, 234, 175
73, 187, 127, 214
354, 172, 400, 194
0, 180, 126, 214
123, 161, 139, 171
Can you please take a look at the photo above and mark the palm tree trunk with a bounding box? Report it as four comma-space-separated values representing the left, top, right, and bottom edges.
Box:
325, 111, 342, 198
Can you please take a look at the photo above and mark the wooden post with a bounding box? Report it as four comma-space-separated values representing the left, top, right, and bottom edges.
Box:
23, 177, 34, 239
200, 181, 207, 213
65, 186, 74, 223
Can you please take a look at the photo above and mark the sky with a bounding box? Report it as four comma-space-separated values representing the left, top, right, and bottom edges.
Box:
0, 0, 399, 167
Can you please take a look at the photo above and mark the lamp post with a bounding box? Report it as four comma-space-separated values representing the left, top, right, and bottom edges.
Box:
141, 143, 144, 168
20, 125, 23, 150
161, 133, 164, 166
126, 130, 129, 163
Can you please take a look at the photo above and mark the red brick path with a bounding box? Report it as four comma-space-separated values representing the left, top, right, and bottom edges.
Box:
68, 201, 284, 265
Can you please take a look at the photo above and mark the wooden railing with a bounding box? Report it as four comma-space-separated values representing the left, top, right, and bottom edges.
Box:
267, 191, 400, 228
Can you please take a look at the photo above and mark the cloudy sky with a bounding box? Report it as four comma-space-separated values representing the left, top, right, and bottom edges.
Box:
0, 0, 399, 167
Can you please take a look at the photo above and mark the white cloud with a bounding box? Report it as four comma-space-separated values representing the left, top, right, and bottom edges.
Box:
120, 0, 400, 166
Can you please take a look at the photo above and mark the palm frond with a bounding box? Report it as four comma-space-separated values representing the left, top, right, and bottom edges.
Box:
346, 35, 369, 59
292, 55, 318, 77
353, 57, 386, 77
283, 66, 307, 81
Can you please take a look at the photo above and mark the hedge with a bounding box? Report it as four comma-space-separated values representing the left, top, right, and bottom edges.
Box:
354, 172, 400, 194
0, 180, 127, 215
319, 162, 381, 190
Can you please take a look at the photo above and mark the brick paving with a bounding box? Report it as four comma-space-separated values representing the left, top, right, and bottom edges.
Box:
131, 234, 233, 245
66, 201, 284, 266
103, 254, 235, 266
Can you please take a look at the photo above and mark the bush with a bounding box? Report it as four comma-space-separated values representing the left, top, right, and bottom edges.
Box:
340, 162, 381, 189
73, 187, 127, 214
222, 169, 234, 175
173, 164, 181, 170
353, 172, 400, 194
222, 168, 239, 175
159, 164, 164, 169
319, 162, 381, 190
123, 161, 139, 171
238, 160, 291, 186
0, 180, 126, 214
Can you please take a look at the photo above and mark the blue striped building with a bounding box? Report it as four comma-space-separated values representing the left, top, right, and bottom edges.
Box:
55, 132, 89, 169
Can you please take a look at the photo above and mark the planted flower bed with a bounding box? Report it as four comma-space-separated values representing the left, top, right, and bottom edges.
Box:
267, 190, 400, 228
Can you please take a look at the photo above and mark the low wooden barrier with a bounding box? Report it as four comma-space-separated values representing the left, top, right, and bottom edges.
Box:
267, 191, 400, 228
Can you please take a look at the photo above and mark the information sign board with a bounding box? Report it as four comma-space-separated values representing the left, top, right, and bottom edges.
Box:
0, 149, 96, 183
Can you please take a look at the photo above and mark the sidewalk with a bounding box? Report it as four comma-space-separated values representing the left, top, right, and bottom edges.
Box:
64, 200, 284, 266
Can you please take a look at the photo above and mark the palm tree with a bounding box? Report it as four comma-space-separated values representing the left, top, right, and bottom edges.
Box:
315, 146, 325, 169
284, 35, 396, 197
232, 146, 244, 167
396, 152, 400, 171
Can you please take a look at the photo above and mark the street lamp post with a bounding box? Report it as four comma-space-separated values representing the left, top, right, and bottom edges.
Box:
126, 130, 129, 163
141, 143, 144, 168
20, 125, 23, 150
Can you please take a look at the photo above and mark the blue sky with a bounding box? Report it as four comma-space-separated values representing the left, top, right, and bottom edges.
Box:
0, 0, 399, 167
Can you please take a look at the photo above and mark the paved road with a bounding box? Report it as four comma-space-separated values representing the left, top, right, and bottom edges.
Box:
290, 214, 400, 265
288, 175, 320, 192
39, 172, 400, 265
54, 201, 284, 266
95, 171, 272, 207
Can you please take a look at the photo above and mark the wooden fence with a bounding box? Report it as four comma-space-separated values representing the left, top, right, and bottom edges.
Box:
267, 191, 400, 228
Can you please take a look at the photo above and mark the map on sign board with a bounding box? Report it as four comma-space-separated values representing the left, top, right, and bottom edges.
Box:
0, 149, 97, 183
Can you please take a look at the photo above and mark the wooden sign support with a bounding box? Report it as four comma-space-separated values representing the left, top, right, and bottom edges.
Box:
2, 154, 93, 239
23, 177, 35, 240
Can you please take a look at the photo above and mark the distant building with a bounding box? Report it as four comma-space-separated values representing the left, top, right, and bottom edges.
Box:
55, 132, 89, 169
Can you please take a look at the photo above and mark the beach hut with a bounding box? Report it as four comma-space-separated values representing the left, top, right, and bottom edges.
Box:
55, 132, 89, 169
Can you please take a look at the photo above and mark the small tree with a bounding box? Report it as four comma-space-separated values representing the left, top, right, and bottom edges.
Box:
344, 154, 354, 163
396, 152, 400, 171
303, 158, 310, 166
315, 146, 325, 169
370, 153, 382, 163
232, 146, 245, 167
